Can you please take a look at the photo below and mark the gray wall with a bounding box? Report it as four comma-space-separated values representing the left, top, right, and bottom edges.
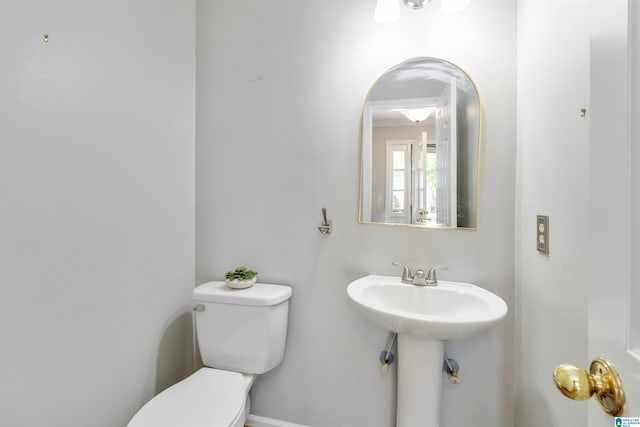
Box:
515, 0, 589, 425
0, 1, 196, 426
196, 1, 516, 426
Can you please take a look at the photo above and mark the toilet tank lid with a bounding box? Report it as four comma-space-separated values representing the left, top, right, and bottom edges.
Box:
194, 281, 292, 306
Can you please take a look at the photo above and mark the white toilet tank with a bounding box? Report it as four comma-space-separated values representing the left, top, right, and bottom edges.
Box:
193, 281, 292, 375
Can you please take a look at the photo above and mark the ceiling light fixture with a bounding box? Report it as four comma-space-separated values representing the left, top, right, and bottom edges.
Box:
374, 0, 470, 23
402, 0, 430, 9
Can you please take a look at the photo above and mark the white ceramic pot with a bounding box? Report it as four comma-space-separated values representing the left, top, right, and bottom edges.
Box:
225, 277, 257, 289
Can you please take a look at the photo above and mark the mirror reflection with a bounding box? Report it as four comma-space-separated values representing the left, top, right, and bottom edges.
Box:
359, 57, 481, 229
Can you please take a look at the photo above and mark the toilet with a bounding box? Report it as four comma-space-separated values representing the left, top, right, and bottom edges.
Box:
127, 281, 292, 427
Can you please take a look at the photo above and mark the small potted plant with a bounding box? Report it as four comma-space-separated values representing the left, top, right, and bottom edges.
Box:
225, 266, 258, 289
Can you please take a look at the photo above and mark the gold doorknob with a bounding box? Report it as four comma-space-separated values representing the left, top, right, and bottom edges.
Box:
553, 357, 625, 416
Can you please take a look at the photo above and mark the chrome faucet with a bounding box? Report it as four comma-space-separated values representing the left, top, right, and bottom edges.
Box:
392, 262, 448, 286
411, 269, 428, 286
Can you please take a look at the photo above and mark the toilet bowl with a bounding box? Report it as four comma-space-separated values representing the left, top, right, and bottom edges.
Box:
127, 281, 292, 427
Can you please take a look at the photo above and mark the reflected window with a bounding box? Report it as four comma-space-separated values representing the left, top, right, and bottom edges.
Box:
384, 135, 438, 225
386, 142, 411, 221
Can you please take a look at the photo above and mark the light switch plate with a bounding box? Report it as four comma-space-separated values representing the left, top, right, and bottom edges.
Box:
537, 215, 549, 255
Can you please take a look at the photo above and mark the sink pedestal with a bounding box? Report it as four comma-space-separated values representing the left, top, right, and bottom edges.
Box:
397, 335, 444, 427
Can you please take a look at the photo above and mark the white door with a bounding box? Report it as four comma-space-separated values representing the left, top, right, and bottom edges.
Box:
435, 78, 457, 227
588, 0, 640, 423
412, 132, 428, 224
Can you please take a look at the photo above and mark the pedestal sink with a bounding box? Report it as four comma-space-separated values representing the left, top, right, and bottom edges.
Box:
347, 275, 508, 427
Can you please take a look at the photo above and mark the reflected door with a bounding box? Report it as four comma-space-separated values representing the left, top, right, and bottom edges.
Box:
435, 79, 457, 227
412, 132, 428, 224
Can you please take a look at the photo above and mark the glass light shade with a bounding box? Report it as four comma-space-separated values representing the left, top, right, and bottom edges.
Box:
396, 108, 435, 124
441, 0, 471, 12
374, 0, 400, 23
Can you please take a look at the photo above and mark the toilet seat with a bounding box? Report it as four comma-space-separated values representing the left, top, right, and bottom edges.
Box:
127, 368, 247, 427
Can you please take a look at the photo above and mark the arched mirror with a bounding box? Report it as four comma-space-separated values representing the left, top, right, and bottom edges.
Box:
359, 57, 481, 229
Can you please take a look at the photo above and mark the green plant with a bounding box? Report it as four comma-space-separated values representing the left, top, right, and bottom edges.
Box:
225, 266, 258, 281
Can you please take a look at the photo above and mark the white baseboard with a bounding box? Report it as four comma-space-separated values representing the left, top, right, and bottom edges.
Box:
246, 414, 311, 427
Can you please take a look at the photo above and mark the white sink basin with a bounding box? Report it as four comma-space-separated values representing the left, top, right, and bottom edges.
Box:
347, 275, 508, 340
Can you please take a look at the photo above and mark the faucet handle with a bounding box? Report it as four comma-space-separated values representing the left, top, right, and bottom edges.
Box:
392, 262, 413, 284
426, 266, 448, 284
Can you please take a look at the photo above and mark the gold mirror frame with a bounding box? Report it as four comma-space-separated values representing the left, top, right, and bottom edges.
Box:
358, 57, 482, 230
